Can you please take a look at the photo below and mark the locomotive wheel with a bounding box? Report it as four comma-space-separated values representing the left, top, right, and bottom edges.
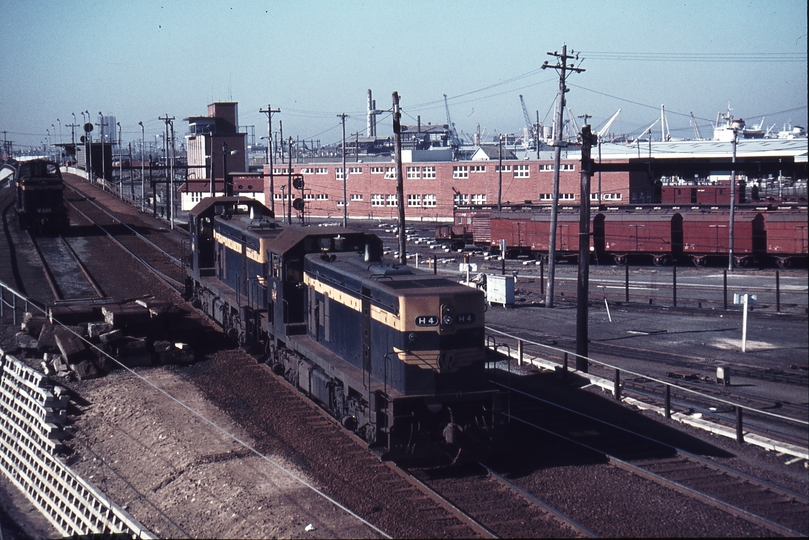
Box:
341, 415, 358, 431
271, 362, 285, 376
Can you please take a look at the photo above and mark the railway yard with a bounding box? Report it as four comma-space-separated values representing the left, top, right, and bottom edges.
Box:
1, 172, 807, 538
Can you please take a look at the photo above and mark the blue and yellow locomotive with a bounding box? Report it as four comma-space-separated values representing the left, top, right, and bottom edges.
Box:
186, 197, 501, 460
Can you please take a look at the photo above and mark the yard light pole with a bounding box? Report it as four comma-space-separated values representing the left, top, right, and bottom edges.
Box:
98, 112, 105, 183
117, 121, 123, 198
139, 121, 145, 209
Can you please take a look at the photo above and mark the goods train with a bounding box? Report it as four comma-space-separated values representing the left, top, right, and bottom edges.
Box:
185, 197, 502, 461
9, 159, 69, 234
441, 203, 808, 268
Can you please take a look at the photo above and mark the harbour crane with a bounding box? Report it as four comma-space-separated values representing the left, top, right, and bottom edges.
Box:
567, 108, 581, 141
519, 94, 536, 147
443, 94, 462, 149
597, 109, 621, 139
690, 112, 703, 140
630, 118, 659, 145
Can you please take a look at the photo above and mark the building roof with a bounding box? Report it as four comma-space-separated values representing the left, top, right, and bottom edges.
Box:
592, 138, 808, 162
471, 145, 518, 160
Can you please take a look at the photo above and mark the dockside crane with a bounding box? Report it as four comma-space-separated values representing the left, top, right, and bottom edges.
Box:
567, 108, 581, 141
690, 112, 703, 140
519, 94, 536, 148
597, 109, 621, 140
443, 94, 462, 149
630, 118, 659, 145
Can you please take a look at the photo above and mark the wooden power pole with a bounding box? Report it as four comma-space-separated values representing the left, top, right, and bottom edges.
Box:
392, 92, 406, 265
542, 45, 585, 308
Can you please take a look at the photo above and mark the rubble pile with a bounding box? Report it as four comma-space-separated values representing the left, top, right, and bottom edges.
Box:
14, 298, 195, 381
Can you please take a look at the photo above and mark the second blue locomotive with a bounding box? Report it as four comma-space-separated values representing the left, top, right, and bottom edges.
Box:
185, 196, 501, 460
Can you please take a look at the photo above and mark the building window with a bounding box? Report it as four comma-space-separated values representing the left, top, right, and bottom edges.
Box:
300, 167, 314, 174
386, 194, 397, 206
384, 167, 397, 179
371, 194, 384, 206
423, 166, 436, 179
471, 194, 486, 205
495, 165, 512, 172
349, 166, 362, 174
603, 193, 622, 200
452, 166, 469, 179
561, 163, 575, 171
406, 166, 420, 179
304, 193, 315, 201
539, 193, 552, 200
407, 194, 421, 207
423, 194, 437, 207
560, 193, 575, 200
590, 193, 599, 201
370, 166, 384, 174
539, 164, 554, 172
315, 167, 328, 174
514, 164, 530, 178
316, 193, 329, 200
471, 165, 486, 173
335, 168, 345, 180
273, 168, 292, 174
454, 193, 469, 205
350, 193, 363, 201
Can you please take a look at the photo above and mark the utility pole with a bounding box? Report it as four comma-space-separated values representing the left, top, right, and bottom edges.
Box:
260, 105, 280, 215
392, 92, 406, 265
338, 113, 349, 227
728, 127, 738, 270
541, 45, 585, 308
98, 113, 105, 183
159, 114, 176, 228
287, 137, 293, 225
576, 125, 597, 372
498, 134, 503, 211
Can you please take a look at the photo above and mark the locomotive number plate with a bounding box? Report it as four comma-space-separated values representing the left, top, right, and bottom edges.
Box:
415, 315, 439, 326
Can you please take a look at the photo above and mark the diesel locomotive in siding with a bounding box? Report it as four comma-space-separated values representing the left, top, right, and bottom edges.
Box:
185, 196, 502, 461
11, 159, 69, 234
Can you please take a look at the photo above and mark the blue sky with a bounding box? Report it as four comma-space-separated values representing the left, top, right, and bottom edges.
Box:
1, 0, 806, 153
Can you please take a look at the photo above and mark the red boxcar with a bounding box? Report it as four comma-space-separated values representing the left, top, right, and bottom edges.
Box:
595, 210, 680, 265
489, 209, 581, 260
764, 211, 808, 266
661, 183, 745, 205
681, 210, 765, 266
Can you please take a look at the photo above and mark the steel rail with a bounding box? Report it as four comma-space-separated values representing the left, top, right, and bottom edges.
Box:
499, 384, 805, 537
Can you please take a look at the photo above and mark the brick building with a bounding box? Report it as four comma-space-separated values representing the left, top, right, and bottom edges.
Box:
263, 152, 642, 222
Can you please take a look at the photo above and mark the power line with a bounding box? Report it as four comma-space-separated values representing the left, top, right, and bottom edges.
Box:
581, 51, 807, 62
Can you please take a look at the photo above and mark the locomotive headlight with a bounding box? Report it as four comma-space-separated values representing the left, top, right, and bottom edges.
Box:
408, 332, 417, 343
441, 304, 453, 326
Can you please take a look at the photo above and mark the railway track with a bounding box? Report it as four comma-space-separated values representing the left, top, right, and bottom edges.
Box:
28, 232, 106, 302
500, 382, 809, 537
63, 185, 186, 293
405, 462, 592, 538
